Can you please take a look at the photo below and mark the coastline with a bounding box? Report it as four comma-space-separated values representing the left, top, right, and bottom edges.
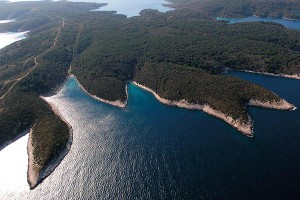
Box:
227, 68, 300, 80
132, 81, 254, 137
0, 128, 29, 152
27, 126, 40, 189
132, 81, 297, 137
248, 99, 296, 111
70, 74, 128, 109
27, 97, 73, 190
254, 14, 300, 22
25, 73, 297, 188
282, 17, 300, 22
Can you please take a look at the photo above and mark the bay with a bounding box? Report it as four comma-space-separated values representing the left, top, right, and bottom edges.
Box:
217, 15, 300, 30
9, 0, 174, 17
0, 18, 28, 50
1, 73, 299, 199
0, 31, 28, 49
93, 0, 173, 17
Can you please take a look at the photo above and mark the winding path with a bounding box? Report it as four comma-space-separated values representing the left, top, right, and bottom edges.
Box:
0, 17, 65, 100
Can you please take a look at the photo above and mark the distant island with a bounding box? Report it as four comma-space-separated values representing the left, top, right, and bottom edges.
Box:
0, 0, 299, 189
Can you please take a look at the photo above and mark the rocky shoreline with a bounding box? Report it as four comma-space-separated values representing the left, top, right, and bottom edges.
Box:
248, 99, 296, 110
232, 69, 300, 80
26, 73, 127, 189
132, 81, 254, 136
71, 75, 128, 109
27, 127, 40, 189
132, 81, 296, 137
27, 97, 73, 190
24, 76, 297, 189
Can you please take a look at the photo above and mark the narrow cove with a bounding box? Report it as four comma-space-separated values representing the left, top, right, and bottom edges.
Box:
217, 15, 300, 30
1, 73, 299, 199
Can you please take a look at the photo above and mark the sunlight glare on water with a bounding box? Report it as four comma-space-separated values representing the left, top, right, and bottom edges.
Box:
1, 75, 300, 199
0, 134, 29, 195
0, 31, 28, 49
0, 19, 15, 24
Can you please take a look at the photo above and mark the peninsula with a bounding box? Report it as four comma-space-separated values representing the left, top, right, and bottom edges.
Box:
133, 63, 295, 137
0, 0, 299, 189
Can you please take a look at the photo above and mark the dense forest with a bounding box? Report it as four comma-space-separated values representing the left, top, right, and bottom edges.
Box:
0, 0, 299, 188
71, 8, 300, 102
0, 1, 99, 189
169, 0, 300, 19
135, 63, 281, 123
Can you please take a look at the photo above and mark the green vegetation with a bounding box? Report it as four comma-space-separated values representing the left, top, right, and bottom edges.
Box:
71, 8, 300, 101
0, 1, 98, 187
0, 92, 69, 170
135, 63, 280, 122
169, 0, 300, 20
0, 0, 299, 188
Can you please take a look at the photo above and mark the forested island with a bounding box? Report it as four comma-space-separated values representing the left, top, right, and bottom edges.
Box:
0, 0, 299, 189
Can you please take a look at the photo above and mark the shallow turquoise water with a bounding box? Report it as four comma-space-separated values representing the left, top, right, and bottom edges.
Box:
217, 15, 300, 30
2, 73, 299, 199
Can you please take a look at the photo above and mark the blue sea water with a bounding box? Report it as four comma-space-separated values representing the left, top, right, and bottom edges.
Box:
0, 11, 300, 200
217, 15, 300, 30
3, 0, 173, 17
55, 0, 173, 17
2, 73, 299, 199
92, 0, 174, 17
0, 20, 28, 50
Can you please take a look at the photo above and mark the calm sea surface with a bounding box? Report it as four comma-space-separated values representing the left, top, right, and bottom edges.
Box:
94, 0, 173, 17
3, 0, 173, 17
0, 31, 28, 49
1, 73, 299, 199
0, 19, 15, 24
0, 19, 27, 49
217, 15, 300, 30
0, 13, 300, 200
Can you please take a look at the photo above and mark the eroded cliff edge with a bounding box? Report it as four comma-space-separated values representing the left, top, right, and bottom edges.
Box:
133, 63, 295, 136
